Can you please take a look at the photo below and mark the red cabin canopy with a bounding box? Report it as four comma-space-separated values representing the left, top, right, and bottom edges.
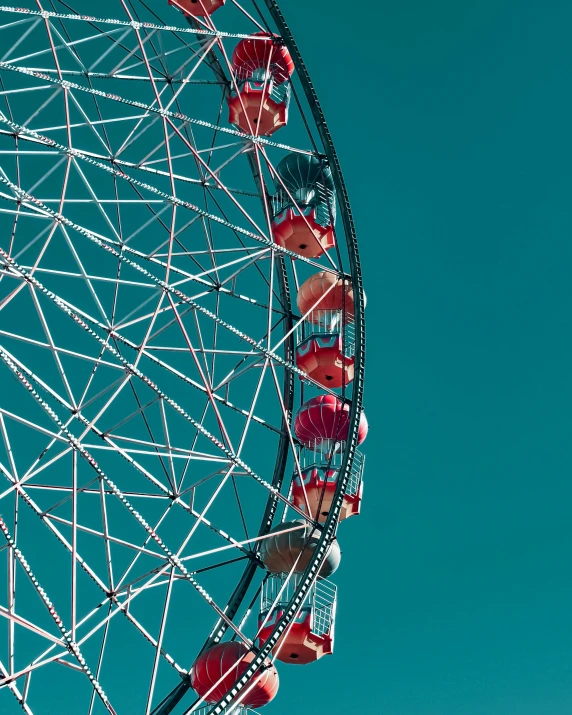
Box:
297, 271, 355, 324
191, 641, 279, 707
294, 394, 368, 447
232, 32, 294, 84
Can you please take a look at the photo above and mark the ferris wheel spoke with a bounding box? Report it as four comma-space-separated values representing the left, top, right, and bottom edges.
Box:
112, 62, 199, 160
0, 86, 52, 100
19, 86, 64, 135
66, 576, 200, 689
1, 246, 319, 420
105, 534, 252, 651
0, 411, 19, 683
0, 13, 38, 34
231, 355, 269, 459
174, 245, 267, 286
148, 37, 218, 117
2, 478, 117, 595
209, 308, 287, 393
97, 23, 173, 81
2, 287, 285, 442
227, 0, 267, 32
210, 248, 270, 292
62, 92, 120, 156
203, 190, 289, 310
0, 14, 41, 63
0, 665, 35, 714
3, 440, 73, 496
126, 381, 187, 491
104, 25, 161, 77
0, 53, 317, 153
0, 350, 260, 655
103, 475, 122, 592
0, 338, 298, 568
21, 589, 182, 700
5, 268, 157, 291
26, 483, 170, 501
56, 230, 114, 328
99, 603, 183, 678
143, 567, 177, 715
0, 6, 251, 41
0, 515, 118, 713
267, 359, 310, 505
168, 295, 216, 393
14, 70, 225, 84
230, 475, 250, 542
24, 174, 68, 222
1, 129, 326, 278
44, 19, 102, 76
0, 412, 19, 484
27, 286, 79, 408
5, 24, 128, 67
115, 552, 250, 603
1, 651, 68, 688
0, 205, 51, 220
111, 34, 206, 81
0, 121, 291, 261
111, 495, 258, 596
44, 513, 168, 562
64, 165, 124, 247
166, 120, 269, 239
85, 603, 112, 715
159, 400, 177, 493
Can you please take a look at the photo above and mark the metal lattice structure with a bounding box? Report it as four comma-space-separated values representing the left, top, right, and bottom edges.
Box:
0, 2, 366, 714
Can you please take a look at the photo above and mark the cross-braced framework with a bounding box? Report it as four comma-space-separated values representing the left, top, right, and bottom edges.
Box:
0, 2, 365, 714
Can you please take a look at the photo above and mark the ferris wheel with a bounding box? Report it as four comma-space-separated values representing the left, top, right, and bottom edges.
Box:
0, 1, 367, 714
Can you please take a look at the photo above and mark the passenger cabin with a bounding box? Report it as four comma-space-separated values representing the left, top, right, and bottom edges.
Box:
258, 574, 337, 664
228, 33, 294, 136
271, 153, 336, 258
292, 447, 365, 523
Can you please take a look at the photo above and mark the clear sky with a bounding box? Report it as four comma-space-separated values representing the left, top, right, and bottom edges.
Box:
1, 1, 571, 714
276, 1, 572, 714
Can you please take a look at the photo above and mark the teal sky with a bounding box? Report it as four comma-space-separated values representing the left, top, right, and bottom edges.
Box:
1, 1, 571, 713
276, 1, 572, 714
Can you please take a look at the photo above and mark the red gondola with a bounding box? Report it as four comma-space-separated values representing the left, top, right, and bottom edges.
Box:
258, 605, 333, 664
191, 641, 279, 707
294, 394, 368, 448
272, 208, 335, 257
296, 333, 354, 387
297, 271, 354, 325
292, 464, 362, 522
228, 33, 294, 136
